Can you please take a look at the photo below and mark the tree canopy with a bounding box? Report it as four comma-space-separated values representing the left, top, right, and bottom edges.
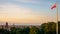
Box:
0, 21, 58, 34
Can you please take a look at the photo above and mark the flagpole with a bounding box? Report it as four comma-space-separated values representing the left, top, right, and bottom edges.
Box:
56, 0, 58, 34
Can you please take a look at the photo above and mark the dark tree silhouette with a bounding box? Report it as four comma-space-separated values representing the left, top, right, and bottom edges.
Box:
58, 21, 60, 34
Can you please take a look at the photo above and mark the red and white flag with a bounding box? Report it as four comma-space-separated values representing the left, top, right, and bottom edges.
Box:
51, 3, 56, 9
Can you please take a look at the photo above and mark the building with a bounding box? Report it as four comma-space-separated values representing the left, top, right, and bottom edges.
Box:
5, 22, 8, 29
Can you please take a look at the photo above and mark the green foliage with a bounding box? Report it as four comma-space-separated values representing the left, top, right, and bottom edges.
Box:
40, 22, 56, 34
22, 27, 30, 34
58, 21, 60, 34
10, 27, 30, 34
29, 26, 40, 34
0, 21, 58, 34
0, 29, 10, 34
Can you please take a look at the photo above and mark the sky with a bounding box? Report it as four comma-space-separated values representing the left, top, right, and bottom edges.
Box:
0, 0, 60, 25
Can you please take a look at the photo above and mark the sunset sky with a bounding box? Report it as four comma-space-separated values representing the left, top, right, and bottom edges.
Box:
0, 0, 60, 24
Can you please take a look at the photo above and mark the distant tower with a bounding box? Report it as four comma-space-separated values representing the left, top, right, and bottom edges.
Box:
5, 22, 8, 29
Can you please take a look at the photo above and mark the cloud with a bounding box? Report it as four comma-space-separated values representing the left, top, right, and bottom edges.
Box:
0, 0, 51, 6
0, 0, 39, 3
14, 0, 40, 4
0, 3, 58, 24
0, 3, 36, 22
0, 3, 45, 23
0, 3, 32, 16
0, 3, 44, 18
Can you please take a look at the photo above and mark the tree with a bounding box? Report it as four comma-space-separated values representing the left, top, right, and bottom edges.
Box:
22, 27, 30, 34
10, 27, 17, 34
0, 29, 10, 34
29, 26, 40, 34
58, 21, 60, 34
40, 22, 56, 34
10, 26, 30, 34
40, 23, 48, 34
47, 22, 56, 34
